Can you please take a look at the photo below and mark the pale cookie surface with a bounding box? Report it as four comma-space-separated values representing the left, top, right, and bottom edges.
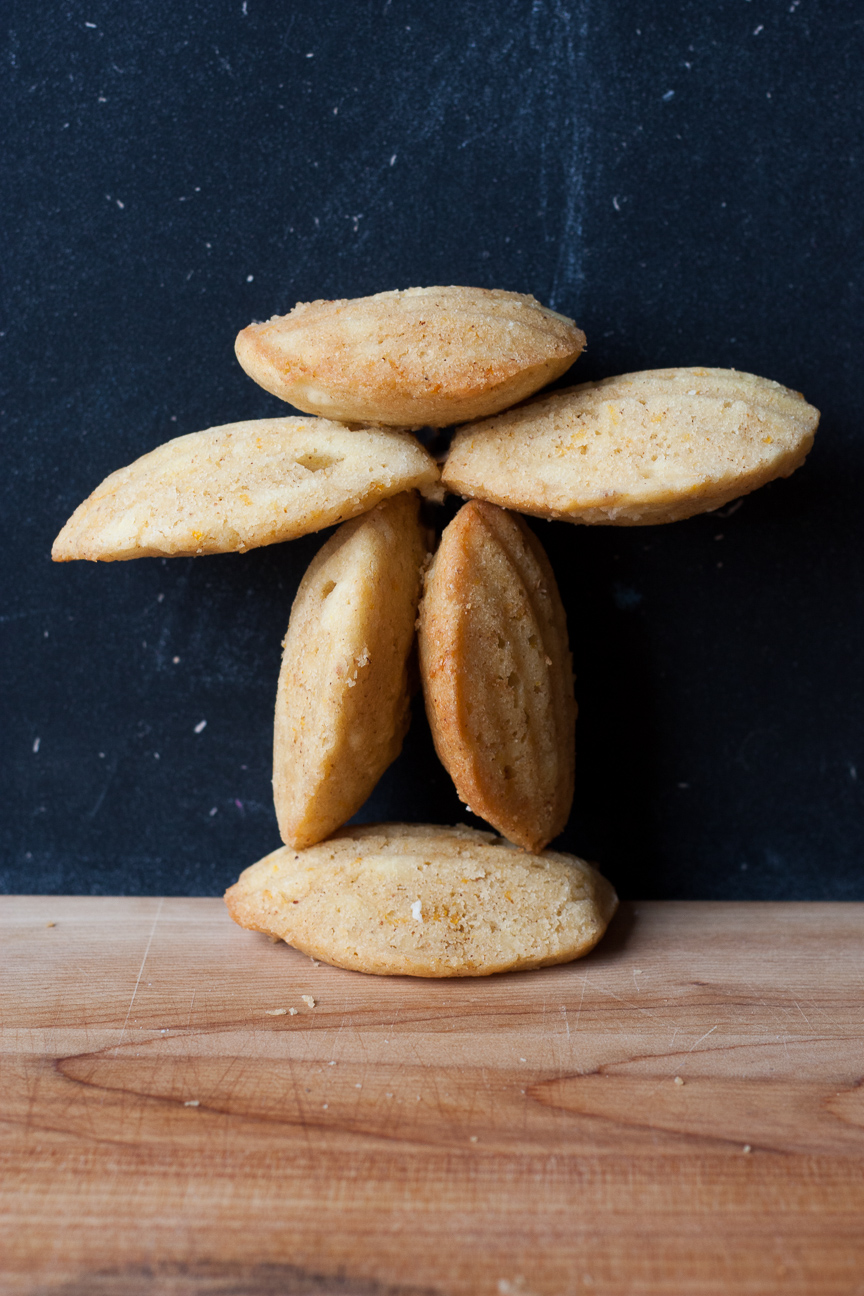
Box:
419, 502, 576, 852
273, 493, 429, 850
52, 418, 439, 560
224, 823, 618, 977
235, 285, 586, 428
443, 367, 819, 525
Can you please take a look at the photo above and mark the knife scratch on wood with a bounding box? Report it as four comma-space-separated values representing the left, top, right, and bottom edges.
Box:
112, 897, 164, 1057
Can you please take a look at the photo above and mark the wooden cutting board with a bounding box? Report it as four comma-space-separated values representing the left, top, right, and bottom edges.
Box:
2, 897, 863, 1295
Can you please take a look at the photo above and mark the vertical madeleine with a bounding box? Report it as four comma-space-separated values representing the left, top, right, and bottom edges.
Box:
418, 501, 576, 852
273, 492, 429, 849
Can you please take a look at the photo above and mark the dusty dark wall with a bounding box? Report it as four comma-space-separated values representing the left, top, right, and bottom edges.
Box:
3, 0, 862, 898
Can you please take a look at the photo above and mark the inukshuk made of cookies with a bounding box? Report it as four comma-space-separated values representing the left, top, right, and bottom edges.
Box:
52, 284, 819, 976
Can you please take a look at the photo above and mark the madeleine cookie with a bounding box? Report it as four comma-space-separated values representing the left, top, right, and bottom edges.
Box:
443, 367, 819, 525
235, 286, 585, 428
224, 823, 617, 977
418, 502, 575, 853
273, 493, 429, 850
52, 419, 439, 561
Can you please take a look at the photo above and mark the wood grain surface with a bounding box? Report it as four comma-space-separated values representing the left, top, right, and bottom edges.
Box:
2, 898, 863, 1295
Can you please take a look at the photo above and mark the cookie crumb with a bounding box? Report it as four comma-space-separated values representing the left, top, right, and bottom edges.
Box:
45, 922, 56, 928
469, 1135, 478, 1143
288, 1007, 298, 1016
742, 1144, 752, 1153
183, 1100, 200, 1108
301, 995, 316, 1008
264, 1008, 287, 1016
673, 1076, 685, 1086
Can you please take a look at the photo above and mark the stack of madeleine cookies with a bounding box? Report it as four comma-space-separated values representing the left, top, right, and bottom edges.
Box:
53, 285, 820, 977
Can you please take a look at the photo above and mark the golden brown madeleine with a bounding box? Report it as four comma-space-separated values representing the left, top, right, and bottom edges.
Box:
443, 367, 819, 525
273, 493, 429, 850
52, 418, 438, 561
418, 501, 576, 853
235, 286, 585, 427
224, 823, 617, 977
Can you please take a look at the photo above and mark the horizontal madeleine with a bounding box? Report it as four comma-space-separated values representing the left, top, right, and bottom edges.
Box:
235, 286, 585, 427
224, 823, 617, 977
418, 502, 576, 853
52, 418, 439, 561
273, 493, 429, 850
443, 367, 819, 525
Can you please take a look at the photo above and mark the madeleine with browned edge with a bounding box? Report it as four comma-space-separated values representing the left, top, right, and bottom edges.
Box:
443, 367, 819, 525
418, 501, 576, 853
273, 492, 429, 850
235, 286, 586, 428
224, 823, 617, 977
52, 418, 438, 561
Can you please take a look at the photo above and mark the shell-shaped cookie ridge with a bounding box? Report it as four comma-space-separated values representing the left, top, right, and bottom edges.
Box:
235, 286, 586, 428
419, 502, 575, 852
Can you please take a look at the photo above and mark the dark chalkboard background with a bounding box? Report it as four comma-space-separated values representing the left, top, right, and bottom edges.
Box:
3, 0, 862, 899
